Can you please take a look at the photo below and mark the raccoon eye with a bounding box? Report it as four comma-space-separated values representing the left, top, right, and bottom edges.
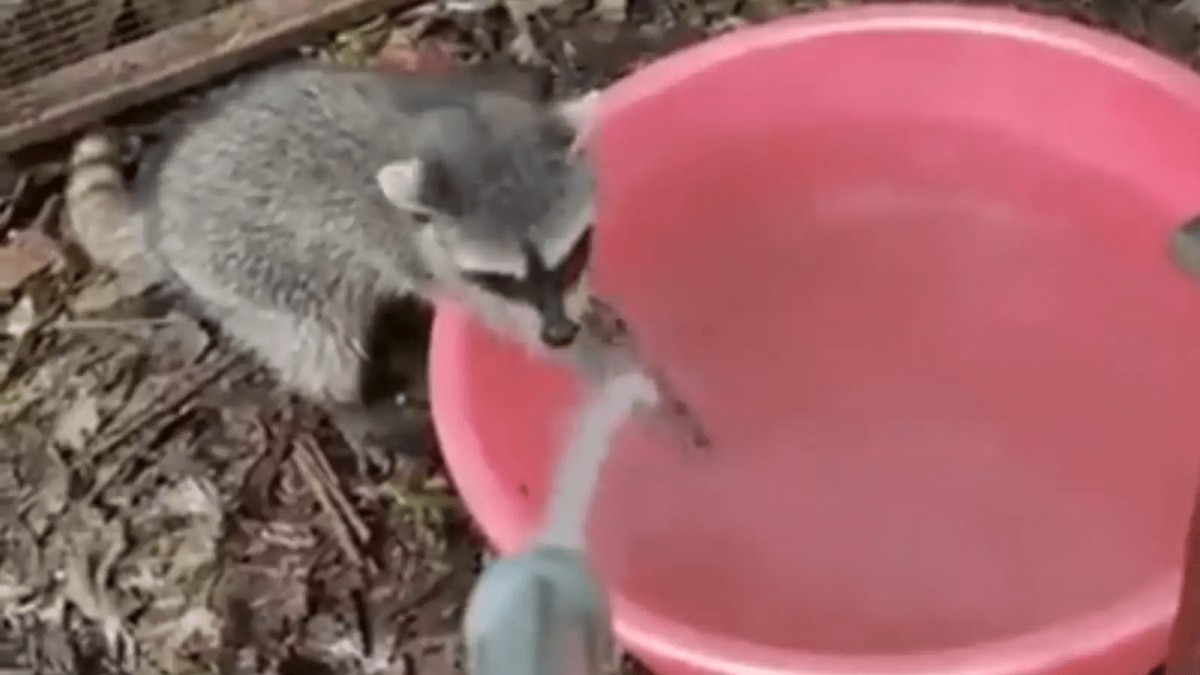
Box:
465, 271, 525, 300
409, 208, 434, 226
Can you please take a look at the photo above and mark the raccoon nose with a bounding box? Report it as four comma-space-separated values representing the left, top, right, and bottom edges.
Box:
540, 317, 580, 348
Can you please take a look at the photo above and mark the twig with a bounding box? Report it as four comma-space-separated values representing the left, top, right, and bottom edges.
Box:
0, 173, 30, 236
292, 437, 367, 570
84, 352, 241, 502
301, 435, 370, 543
51, 316, 185, 332
398, 567, 453, 612
0, 306, 59, 391
397, 631, 461, 656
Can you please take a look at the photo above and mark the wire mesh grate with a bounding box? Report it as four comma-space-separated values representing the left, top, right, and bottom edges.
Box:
0, 0, 413, 155
1, 0, 234, 128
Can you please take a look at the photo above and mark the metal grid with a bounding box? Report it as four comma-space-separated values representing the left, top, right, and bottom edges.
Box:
0, 0, 415, 154
1, 0, 228, 85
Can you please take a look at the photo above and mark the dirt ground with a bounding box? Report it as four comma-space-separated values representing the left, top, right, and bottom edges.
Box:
2, 0, 1200, 674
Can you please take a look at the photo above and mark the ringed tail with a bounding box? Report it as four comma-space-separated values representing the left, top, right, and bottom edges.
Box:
65, 129, 143, 275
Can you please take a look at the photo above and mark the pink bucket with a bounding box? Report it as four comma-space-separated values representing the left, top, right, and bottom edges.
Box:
431, 5, 1200, 673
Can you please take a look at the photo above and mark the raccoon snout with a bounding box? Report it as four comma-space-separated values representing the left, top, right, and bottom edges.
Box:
563, 276, 590, 322
540, 317, 580, 348
533, 281, 582, 347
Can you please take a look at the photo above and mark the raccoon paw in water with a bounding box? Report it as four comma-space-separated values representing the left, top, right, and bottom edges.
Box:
639, 371, 712, 454
582, 298, 711, 452
611, 366, 712, 454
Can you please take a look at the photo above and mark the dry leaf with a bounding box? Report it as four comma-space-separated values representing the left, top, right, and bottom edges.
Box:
52, 395, 102, 452
323, 14, 392, 66
69, 279, 135, 315
739, 0, 787, 22
147, 312, 211, 371
593, 0, 628, 23
378, 32, 460, 74
0, 243, 54, 293
18, 422, 71, 520
58, 510, 133, 663
11, 229, 65, 266
2, 295, 35, 338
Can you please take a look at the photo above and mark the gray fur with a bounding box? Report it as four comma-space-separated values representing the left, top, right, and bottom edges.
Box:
65, 59, 603, 465
120, 60, 596, 406
67, 60, 713, 460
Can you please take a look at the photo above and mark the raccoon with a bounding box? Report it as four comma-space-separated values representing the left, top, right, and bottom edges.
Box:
65, 59, 705, 468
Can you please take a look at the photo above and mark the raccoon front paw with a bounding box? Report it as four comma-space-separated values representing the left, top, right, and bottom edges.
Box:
656, 396, 711, 453
330, 402, 433, 476
344, 437, 393, 478
632, 373, 711, 454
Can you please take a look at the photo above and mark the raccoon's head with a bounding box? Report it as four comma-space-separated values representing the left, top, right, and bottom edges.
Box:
375, 89, 599, 349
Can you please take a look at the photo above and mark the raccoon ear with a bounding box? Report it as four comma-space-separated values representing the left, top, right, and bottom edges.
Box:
376, 156, 464, 219
415, 155, 464, 217
376, 160, 423, 209
555, 89, 600, 135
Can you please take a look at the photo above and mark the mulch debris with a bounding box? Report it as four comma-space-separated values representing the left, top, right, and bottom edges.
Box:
0, 1, 1197, 674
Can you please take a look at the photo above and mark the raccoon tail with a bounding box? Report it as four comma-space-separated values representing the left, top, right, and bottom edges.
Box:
65, 129, 147, 280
